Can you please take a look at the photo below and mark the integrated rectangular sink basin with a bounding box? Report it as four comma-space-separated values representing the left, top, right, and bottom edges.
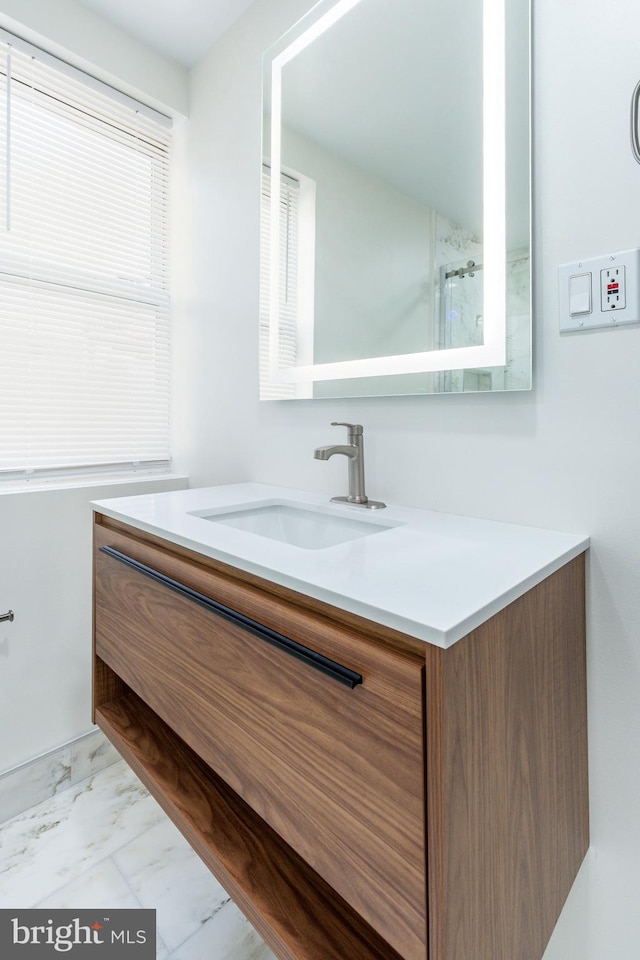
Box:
189, 501, 400, 550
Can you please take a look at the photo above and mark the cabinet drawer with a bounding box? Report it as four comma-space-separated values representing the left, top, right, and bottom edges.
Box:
94, 522, 426, 960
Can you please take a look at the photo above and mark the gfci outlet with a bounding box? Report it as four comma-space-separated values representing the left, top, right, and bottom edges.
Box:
559, 248, 640, 332
601, 265, 626, 311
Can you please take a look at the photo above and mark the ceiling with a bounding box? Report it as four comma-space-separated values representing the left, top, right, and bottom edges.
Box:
77, 0, 258, 68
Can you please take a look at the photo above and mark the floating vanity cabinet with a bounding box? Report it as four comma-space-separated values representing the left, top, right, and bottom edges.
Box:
92, 511, 589, 960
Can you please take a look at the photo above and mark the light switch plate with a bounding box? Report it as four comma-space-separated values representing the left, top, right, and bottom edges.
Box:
559, 249, 640, 332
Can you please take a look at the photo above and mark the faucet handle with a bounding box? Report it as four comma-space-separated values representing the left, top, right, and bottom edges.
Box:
330, 421, 363, 436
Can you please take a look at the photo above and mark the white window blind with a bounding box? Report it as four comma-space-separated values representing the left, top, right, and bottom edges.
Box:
0, 33, 171, 480
259, 165, 299, 400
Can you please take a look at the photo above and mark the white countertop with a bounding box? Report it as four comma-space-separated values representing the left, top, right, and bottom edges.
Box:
92, 483, 589, 648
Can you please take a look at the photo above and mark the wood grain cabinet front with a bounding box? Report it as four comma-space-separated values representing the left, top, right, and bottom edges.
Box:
93, 514, 589, 960
93, 522, 427, 960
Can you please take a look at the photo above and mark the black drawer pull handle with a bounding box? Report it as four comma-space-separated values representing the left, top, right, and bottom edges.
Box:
99, 546, 363, 689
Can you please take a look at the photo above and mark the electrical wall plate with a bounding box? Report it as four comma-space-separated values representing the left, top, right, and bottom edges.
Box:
558, 248, 640, 332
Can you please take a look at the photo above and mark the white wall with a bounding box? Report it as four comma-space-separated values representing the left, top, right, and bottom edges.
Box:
0, 477, 187, 775
0, 0, 188, 115
282, 127, 434, 362
176, 0, 640, 955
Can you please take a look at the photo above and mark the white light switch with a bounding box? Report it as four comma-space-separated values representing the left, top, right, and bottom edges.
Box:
569, 273, 592, 316
559, 249, 640, 332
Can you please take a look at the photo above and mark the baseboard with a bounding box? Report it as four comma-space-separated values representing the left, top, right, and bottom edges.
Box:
0, 729, 121, 824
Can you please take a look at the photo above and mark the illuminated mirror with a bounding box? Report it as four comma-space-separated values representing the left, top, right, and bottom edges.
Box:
260, 0, 530, 398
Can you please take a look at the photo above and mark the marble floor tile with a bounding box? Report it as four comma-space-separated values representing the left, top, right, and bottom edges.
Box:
170, 899, 277, 960
34, 856, 142, 910
34, 857, 172, 960
0, 758, 278, 959
0, 761, 165, 907
113, 817, 231, 951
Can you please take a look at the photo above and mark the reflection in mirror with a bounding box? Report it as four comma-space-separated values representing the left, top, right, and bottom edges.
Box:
260, 0, 530, 399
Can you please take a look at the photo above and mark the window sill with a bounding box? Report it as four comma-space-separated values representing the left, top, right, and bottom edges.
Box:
0, 472, 189, 498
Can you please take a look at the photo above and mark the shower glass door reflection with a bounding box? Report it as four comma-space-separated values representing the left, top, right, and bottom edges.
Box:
438, 250, 531, 393
438, 258, 489, 392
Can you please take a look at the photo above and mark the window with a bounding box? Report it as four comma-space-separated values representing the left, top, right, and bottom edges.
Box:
0, 31, 171, 480
259, 165, 299, 400
259, 164, 315, 400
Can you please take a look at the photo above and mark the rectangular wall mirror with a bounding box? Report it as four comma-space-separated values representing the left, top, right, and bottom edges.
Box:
260, 0, 531, 399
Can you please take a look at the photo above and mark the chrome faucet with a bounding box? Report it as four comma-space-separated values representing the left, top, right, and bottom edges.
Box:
314, 422, 386, 509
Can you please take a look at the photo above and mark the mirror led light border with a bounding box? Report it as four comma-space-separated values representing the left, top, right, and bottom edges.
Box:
269, 0, 506, 384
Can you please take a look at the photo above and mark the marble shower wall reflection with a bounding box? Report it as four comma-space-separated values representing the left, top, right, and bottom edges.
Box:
435, 212, 531, 393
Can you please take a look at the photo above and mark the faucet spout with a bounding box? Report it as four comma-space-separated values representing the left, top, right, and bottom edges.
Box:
313, 444, 358, 461
313, 423, 386, 509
